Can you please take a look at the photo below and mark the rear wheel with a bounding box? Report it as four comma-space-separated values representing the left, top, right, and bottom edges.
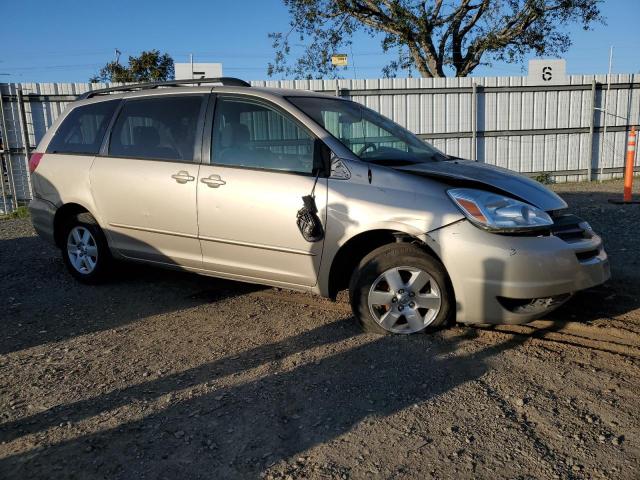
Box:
61, 213, 112, 284
349, 243, 453, 334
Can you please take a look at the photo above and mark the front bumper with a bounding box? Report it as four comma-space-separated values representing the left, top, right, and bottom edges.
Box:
29, 196, 57, 245
429, 219, 610, 325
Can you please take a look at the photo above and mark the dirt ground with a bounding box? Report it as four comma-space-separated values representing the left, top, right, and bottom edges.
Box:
1, 179, 639, 479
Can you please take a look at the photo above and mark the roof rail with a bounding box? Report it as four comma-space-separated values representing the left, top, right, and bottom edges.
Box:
79, 77, 251, 100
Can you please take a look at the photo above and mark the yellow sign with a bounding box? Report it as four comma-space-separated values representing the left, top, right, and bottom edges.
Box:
331, 54, 348, 66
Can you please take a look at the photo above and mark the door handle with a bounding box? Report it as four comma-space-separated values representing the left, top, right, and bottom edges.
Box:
171, 171, 195, 184
201, 174, 226, 188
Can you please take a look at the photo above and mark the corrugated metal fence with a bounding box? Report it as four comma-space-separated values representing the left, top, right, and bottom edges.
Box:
1, 75, 639, 213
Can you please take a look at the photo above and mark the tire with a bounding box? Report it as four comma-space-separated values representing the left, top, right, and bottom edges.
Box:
349, 243, 453, 335
61, 212, 112, 284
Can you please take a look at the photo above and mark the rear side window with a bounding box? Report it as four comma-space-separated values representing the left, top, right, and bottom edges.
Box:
108, 95, 205, 162
47, 100, 119, 154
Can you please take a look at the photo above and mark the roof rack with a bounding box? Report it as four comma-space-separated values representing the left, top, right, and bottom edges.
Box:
79, 77, 251, 100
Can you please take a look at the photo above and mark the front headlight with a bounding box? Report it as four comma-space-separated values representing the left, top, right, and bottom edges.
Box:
447, 188, 553, 232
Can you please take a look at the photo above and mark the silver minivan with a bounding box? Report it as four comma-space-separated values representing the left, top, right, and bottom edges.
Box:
29, 77, 610, 334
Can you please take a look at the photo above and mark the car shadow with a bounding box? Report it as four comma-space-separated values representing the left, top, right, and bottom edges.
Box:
0, 231, 266, 356
0, 319, 534, 479
0, 254, 569, 480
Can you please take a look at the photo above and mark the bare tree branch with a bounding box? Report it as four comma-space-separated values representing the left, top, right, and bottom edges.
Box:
269, 0, 604, 79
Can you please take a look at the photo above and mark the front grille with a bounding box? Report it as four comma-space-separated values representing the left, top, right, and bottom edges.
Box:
550, 214, 588, 242
576, 249, 599, 262
554, 226, 585, 242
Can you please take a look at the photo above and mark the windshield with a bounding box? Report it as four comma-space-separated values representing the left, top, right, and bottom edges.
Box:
287, 96, 446, 164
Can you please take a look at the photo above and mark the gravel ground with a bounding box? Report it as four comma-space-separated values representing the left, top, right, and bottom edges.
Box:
0, 178, 639, 479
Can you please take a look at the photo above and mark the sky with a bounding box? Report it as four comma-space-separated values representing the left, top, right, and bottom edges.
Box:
1, 0, 639, 83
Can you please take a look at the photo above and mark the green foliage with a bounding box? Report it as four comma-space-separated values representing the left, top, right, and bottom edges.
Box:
534, 172, 554, 185
91, 50, 174, 83
269, 0, 604, 79
1, 206, 30, 220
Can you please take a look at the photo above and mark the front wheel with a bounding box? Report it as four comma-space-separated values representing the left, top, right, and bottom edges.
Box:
349, 244, 453, 335
61, 213, 112, 284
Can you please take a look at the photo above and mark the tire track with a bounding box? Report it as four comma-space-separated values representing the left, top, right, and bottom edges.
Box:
250, 289, 640, 359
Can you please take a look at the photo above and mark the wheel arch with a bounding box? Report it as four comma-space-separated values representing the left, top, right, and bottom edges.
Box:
53, 202, 95, 248
326, 229, 441, 299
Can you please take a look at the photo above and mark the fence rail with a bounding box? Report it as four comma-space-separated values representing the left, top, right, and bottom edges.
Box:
1, 75, 639, 213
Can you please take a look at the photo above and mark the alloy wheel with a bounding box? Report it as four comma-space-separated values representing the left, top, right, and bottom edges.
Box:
67, 226, 98, 275
367, 266, 442, 334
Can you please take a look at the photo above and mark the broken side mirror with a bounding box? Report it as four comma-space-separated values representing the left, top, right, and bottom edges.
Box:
313, 138, 332, 177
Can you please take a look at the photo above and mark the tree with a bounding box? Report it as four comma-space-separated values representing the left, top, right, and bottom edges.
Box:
90, 50, 174, 83
268, 0, 603, 79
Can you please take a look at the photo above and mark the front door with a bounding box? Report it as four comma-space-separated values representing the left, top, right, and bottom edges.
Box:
90, 94, 207, 268
197, 95, 326, 286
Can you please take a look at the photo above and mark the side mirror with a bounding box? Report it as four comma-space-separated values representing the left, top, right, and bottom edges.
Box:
313, 138, 332, 177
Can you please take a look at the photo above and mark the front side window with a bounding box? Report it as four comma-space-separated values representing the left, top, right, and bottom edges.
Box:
47, 100, 119, 155
109, 95, 205, 161
288, 96, 446, 165
211, 96, 314, 174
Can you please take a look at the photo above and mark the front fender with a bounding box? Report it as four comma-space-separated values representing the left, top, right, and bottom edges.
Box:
316, 167, 463, 296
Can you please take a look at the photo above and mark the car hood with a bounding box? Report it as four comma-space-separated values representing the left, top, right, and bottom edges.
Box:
394, 159, 567, 211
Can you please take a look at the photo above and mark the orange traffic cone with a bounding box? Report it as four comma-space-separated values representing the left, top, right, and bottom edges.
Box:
624, 127, 636, 202
610, 126, 640, 204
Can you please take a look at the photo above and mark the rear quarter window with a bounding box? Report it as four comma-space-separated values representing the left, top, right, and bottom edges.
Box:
47, 100, 119, 155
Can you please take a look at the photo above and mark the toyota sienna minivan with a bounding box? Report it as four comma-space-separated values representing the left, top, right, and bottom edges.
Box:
29, 77, 610, 334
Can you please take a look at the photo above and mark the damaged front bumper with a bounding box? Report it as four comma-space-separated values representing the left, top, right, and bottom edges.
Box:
428, 216, 611, 325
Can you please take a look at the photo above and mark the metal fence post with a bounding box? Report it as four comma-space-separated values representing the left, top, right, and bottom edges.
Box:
586, 79, 597, 182
599, 67, 613, 180
0, 84, 17, 211
0, 142, 6, 214
0, 86, 8, 212
471, 82, 478, 161
16, 86, 32, 203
